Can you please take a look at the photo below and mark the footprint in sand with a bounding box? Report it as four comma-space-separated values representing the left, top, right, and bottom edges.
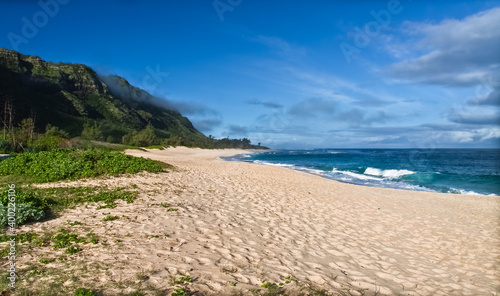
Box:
306, 275, 326, 285
195, 227, 213, 235
197, 258, 212, 266
183, 256, 195, 263
230, 237, 243, 243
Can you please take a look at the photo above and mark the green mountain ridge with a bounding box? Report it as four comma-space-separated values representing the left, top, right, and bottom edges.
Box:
0, 48, 253, 148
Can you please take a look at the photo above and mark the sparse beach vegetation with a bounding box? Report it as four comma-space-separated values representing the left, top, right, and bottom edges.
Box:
0, 185, 141, 227
102, 215, 119, 222
74, 288, 97, 296
174, 275, 192, 285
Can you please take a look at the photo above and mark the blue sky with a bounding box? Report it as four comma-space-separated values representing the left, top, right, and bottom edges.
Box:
1, 0, 499, 148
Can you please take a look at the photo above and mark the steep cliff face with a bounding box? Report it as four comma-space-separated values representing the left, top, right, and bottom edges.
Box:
0, 49, 108, 93
0, 48, 204, 142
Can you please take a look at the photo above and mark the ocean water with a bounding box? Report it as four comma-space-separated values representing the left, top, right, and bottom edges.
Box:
227, 149, 500, 196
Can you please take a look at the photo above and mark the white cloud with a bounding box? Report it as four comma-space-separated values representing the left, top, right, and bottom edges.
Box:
382, 7, 500, 130
447, 106, 500, 125
478, 127, 500, 141
387, 7, 500, 87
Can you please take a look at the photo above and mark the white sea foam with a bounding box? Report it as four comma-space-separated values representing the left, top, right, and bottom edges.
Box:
364, 167, 415, 179
331, 168, 435, 192
448, 187, 482, 196
253, 160, 295, 168
301, 167, 328, 176
253, 161, 440, 193
331, 168, 382, 181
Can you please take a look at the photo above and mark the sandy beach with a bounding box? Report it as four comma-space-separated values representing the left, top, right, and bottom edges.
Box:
19, 147, 500, 295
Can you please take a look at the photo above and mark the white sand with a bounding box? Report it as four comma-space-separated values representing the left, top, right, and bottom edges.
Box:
19, 147, 500, 295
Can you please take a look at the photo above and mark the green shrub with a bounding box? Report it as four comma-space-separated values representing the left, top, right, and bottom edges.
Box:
29, 135, 65, 151
0, 139, 12, 154
0, 188, 49, 210
0, 189, 49, 226
0, 148, 164, 183
0, 185, 140, 227
28, 124, 69, 152
0, 231, 37, 243
0, 203, 45, 226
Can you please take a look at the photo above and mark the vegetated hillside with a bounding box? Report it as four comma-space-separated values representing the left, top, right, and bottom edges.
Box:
0, 47, 203, 143
0, 48, 266, 149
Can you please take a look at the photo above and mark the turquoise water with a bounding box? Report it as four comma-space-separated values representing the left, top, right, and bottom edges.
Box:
228, 149, 500, 196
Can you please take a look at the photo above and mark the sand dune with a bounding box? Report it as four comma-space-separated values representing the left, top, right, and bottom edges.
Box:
21, 147, 500, 295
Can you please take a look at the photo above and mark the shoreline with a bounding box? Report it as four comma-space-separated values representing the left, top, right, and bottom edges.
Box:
224, 149, 498, 197
16, 147, 500, 295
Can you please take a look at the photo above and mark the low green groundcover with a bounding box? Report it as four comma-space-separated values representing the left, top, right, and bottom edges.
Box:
0, 148, 164, 183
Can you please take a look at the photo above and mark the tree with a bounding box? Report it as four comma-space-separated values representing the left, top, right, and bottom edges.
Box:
242, 138, 251, 147
81, 122, 103, 141
30, 124, 70, 151
0, 99, 14, 143
44, 124, 69, 138
122, 130, 137, 145
162, 134, 182, 147
122, 124, 157, 147
20, 118, 35, 143
132, 124, 157, 147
